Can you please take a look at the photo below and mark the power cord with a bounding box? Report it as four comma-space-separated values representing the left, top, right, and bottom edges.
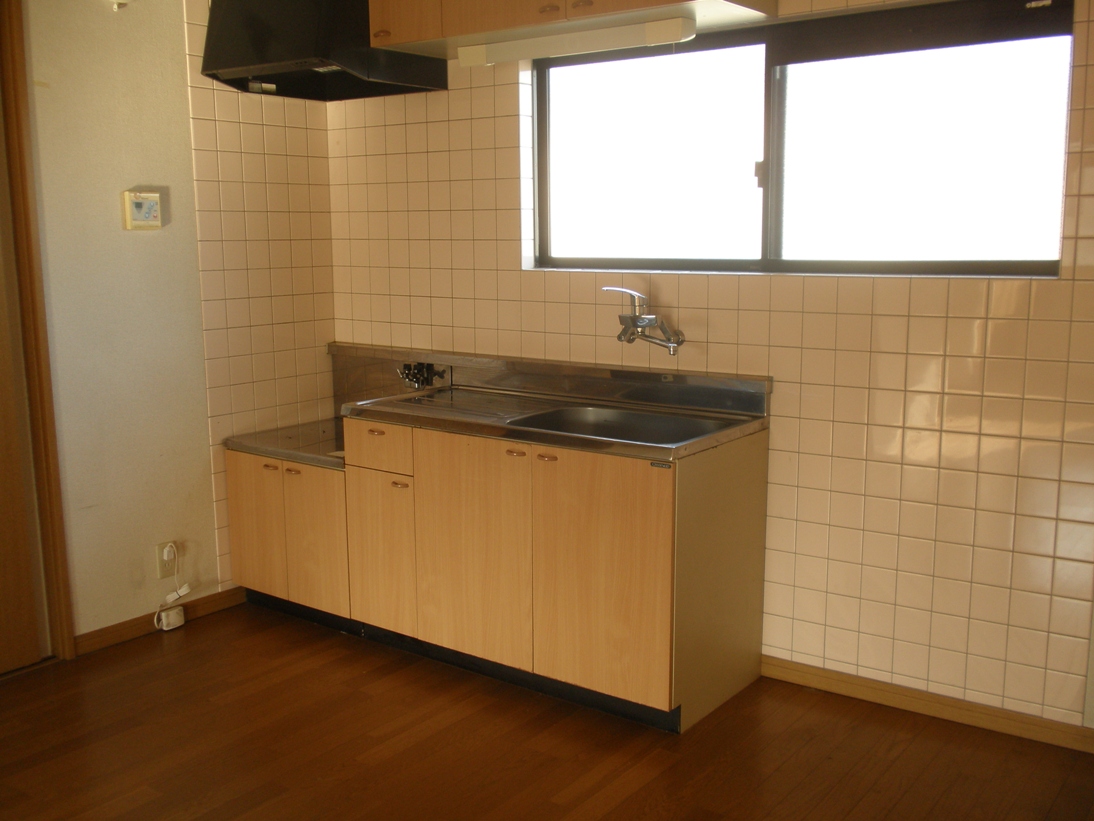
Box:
152, 543, 191, 630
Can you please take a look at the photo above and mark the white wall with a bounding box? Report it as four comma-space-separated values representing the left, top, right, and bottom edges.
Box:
26, 0, 217, 634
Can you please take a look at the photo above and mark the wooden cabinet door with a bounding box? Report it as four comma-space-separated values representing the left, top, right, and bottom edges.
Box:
346, 467, 417, 636
283, 462, 350, 618
532, 449, 675, 709
369, 0, 444, 47
566, 0, 682, 19
226, 450, 289, 599
414, 429, 533, 670
442, 0, 566, 38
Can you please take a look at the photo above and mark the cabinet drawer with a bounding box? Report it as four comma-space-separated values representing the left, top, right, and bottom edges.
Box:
344, 419, 414, 475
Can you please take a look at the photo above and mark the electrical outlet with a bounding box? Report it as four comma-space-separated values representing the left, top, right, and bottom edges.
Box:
156, 541, 177, 579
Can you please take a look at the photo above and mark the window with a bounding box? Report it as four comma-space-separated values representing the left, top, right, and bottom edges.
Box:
546, 44, 766, 261
535, 0, 1074, 275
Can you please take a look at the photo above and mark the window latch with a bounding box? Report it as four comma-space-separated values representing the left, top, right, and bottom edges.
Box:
754, 161, 766, 188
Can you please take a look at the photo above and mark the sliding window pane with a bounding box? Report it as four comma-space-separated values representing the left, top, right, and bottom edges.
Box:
780, 37, 1072, 261
547, 45, 765, 260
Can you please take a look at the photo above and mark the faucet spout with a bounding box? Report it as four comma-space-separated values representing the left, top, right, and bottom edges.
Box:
602, 286, 685, 356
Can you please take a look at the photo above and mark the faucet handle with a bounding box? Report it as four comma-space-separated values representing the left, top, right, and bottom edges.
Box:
601, 286, 648, 314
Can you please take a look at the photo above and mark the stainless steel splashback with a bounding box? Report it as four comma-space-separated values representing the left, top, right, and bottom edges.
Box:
329, 343, 770, 419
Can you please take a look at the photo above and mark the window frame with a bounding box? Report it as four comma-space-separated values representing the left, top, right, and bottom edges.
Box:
534, 0, 1074, 276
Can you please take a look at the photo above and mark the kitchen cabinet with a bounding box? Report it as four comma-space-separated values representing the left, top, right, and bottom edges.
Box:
442, 0, 566, 39
232, 395, 767, 730
226, 450, 350, 617
368, 0, 444, 47
412, 428, 534, 671
346, 466, 418, 636
282, 461, 350, 617
531, 448, 675, 710
565, 0, 689, 20
344, 419, 414, 476
439, 0, 772, 40
226, 450, 289, 600
367, 0, 776, 47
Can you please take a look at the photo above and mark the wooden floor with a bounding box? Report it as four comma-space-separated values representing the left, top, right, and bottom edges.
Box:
2, 604, 1094, 820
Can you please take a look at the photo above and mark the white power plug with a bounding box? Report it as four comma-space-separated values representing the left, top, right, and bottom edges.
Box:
156, 541, 178, 579
156, 606, 185, 631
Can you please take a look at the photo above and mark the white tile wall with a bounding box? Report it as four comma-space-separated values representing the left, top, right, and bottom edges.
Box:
185, 0, 1094, 723
183, 1, 337, 587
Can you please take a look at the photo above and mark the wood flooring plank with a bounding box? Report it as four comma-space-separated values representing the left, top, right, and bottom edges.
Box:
690, 686, 874, 819
777, 705, 931, 821
600, 682, 847, 821
1, 604, 1092, 821
1045, 754, 1094, 821
1002, 743, 1083, 821
923, 731, 1023, 820
835, 714, 960, 820
763, 701, 925, 821
559, 748, 679, 821
884, 722, 1013, 820
68, 786, 162, 821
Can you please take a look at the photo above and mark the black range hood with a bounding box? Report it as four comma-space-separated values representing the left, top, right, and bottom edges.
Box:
201, 0, 448, 101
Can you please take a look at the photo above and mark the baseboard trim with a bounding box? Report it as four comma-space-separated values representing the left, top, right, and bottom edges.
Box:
761, 655, 1094, 755
74, 587, 247, 656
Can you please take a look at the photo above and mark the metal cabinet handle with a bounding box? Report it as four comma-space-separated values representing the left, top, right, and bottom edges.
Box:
506, 449, 527, 457
285, 468, 301, 475
391, 481, 409, 489
263, 463, 279, 471
367, 428, 386, 436
540, 3, 560, 12
537, 454, 558, 462
572, 0, 593, 6
373, 29, 391, 38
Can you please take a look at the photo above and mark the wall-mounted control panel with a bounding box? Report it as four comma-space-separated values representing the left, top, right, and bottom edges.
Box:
122, 190, 161, 230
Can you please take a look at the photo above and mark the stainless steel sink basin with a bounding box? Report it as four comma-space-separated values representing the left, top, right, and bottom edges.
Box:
508, 406, 739, 446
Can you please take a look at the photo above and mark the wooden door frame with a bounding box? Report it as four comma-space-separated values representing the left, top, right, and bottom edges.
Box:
0, 0, 75, 660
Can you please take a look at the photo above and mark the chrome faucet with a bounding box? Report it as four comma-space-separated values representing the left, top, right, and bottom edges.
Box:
397, 362, 446, 390
602, 287, 685, 356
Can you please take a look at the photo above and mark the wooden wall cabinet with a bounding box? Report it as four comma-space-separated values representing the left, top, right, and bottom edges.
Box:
565, 0, 686, 20
442, 0, 566, 39
368, 0, 444, 47
368, 0, 774, 48
412, 428, 534, 671
226, 450, 350, 617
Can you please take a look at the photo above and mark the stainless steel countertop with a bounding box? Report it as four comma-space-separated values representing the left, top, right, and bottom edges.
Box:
228, 356, 771, 466
342, 386, 768, 461
224, 419, 344, 470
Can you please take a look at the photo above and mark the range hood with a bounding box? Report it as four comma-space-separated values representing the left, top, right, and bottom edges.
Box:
201, 0, 448, 101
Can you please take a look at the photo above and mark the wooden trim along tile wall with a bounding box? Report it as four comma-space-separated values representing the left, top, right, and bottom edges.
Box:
73, 587, 247, 656
762, 655, 1094, 755
0, 0, 75, 660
